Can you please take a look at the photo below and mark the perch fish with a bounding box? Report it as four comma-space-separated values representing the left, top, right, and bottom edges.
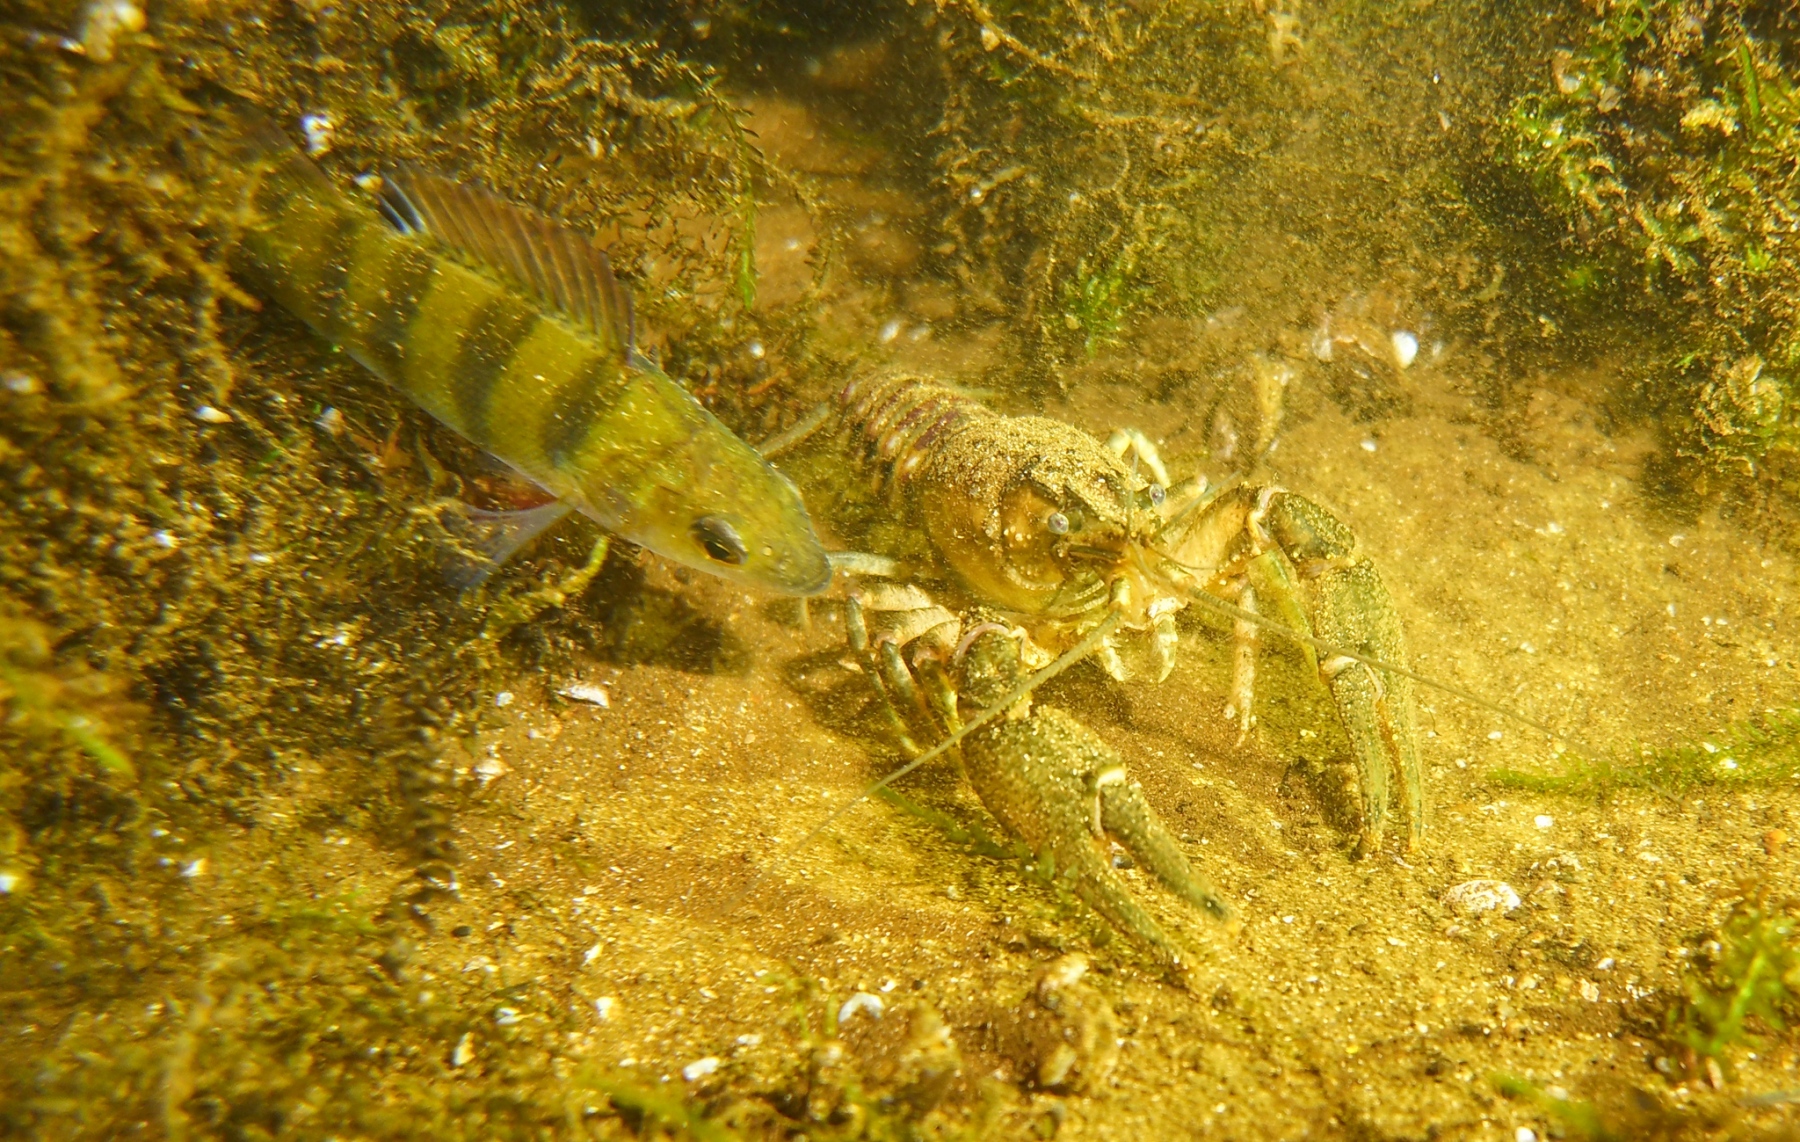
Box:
228, 120, 830, 595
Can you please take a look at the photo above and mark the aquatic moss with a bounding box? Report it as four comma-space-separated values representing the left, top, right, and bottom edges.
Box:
1664, 889, 1800, 1081
1490, 706, 1800, 797
922, 0, 1502, 404
926, 0, 1272, 380
1487, 1, 1800, 499
1491, 1073, 1620, 1142
0, 2, 818, 1135
1058, 248, 1145, 360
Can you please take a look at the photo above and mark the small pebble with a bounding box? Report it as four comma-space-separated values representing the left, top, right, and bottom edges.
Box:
1579, 979, 1601, 1002
593, 996, 615, 1020
494, 1007, 521, 1026
0, 871, 20, 894
1516, 1128, 1538, 1142
747, 340, 765, 360
494, 691, 514, 708
180, 858, 206, 879
681, 1056, 720, 1081
558, 683, 610, 707
1, 371, 40, 394
879, 319, 903, 344
1765, 829, 1787, 856
1390, 329, 1419, 368
452, 1031, 475, 1067
1442, 879, 1521, 916
1534, 815, 1553, 830
1360, 438, 1378, 452
314, 407, 345, 436
192, 405, 232, 424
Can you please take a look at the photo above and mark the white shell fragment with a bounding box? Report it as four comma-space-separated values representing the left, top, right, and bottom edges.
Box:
79, 0, 144, 63
1442, 879, 1521, 916
558, 683, 610, 708
301, 112, 335, 156
192, 405, 232, 424
681, 1056, 720, 1081
837, 992, 885, 1025
1390, 329, 1420, 368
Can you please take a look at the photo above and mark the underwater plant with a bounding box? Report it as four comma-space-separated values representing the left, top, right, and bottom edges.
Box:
0, 2, 822, 1135
1491, 1073, 1620, 1142
1058, 249, 1144, 360
1488, 0, 1800, 498
1491, 706, 1800, 797
1663, 888, 1800, 1082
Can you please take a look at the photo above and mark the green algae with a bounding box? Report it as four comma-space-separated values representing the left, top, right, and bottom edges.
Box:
1492, 1073, 1621, 1142
1665, 890, 1800, 1082
0, 3, 793, 1135
1492, 707, 1800, 798
1486, 1, 1800, 504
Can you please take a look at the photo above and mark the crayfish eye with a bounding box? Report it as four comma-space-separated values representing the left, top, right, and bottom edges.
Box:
1045, 511, 1070, 535
691, 515, 748, 565
1147, 483, 1166, 507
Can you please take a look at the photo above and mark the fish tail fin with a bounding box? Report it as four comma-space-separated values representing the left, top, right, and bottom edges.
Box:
377, 169, 636, 358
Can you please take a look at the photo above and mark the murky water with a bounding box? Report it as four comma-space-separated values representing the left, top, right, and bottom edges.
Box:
2, 1, 1798, 1139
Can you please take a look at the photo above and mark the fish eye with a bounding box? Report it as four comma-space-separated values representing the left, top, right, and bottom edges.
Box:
1046, 511, 1070, 535
691, 516, 748, 565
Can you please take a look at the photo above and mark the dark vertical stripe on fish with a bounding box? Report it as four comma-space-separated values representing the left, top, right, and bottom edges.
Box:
541, 356, 620, 467
449, 297, 539, 445
363, 245, 439, 381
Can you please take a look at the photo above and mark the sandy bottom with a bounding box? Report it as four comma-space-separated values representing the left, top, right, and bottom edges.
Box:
249, 342, 1800, 1139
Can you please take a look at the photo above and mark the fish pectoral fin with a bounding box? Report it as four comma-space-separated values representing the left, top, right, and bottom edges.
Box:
375, 169, 636, 357
438, 499, 575, 590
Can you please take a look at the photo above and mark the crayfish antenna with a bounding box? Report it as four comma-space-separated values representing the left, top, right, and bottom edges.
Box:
1167, 574, 1602, 761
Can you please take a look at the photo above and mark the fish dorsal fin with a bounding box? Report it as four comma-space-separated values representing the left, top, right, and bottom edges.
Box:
377, 169, 636, 356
